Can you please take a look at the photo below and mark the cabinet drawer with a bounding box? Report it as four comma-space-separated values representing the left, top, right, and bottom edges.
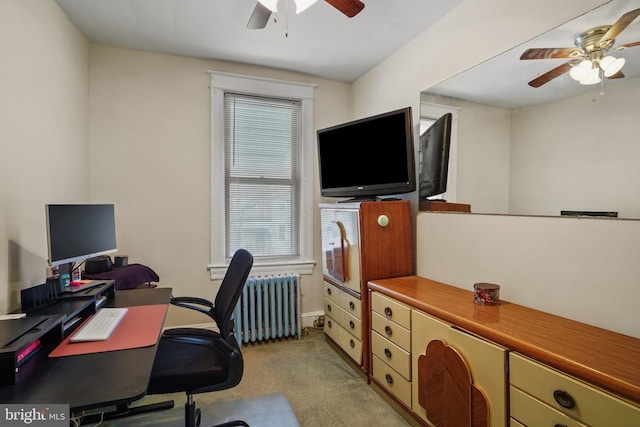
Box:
371, 330, 411, 380
324, 282, 361, 319
371, 311, 410, 351
372, 355, 411, 407
510, 386, 588, 427
324, 297, 361, 340
510, 352, 640, 426
371, 292, 411, 329
510, 418, 526, 427
324, 316, 362, 364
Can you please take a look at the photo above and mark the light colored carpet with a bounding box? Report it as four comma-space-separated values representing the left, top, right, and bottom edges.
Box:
92, 328, 409, 426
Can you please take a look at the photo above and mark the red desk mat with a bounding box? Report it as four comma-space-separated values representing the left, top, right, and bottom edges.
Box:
49, 304, 168, 358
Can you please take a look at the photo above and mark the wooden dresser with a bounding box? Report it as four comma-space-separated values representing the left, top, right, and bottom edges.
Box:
368, 275, 640, 427
320, 200, 413, 374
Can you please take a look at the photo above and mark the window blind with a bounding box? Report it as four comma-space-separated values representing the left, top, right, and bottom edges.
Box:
224, 93, 301, 258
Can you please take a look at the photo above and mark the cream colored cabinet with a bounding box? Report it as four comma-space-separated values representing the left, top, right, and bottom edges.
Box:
320, 201, 413, 373
510, 353, 640, 427
323, 281, 362, 364
411, 309, 507, 427
370, 292, 412, 407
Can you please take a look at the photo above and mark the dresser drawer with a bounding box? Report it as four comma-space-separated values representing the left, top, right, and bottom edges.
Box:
324, 297, 361, 340
324, 316, 362, 364
510, 386, 588, 427
510, 353, 640, 426
372, 355, 411, 407
371, 330, 411, 379
324, 282, 361, 319
371, 292, 411, 329
371, 311, 410, 351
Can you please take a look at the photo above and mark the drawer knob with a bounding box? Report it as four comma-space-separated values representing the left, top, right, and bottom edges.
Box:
553, 390, 576, 409
349, 339, 355, 348
326, 304, 332, 312
349, 301, 355, 310
378, 215, 389, 227
327, 288, 332, 295
384, 307, 392, 317
384, 348, 392, 359
384, 326, 392, 336
385, 374, 394, 385
349, 320, 355, 329
327, 320, 332, 328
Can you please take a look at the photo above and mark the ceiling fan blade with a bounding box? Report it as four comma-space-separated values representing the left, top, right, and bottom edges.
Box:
527, 62, 572, 88
597, 7, 640, 46
520, 47, 581, 60
607, 70, 625, 79
616, 40, 640, 50
325, 0, 365, 18
247, 2, 272, 29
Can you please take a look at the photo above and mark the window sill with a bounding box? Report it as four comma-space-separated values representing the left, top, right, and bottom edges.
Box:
208, 259, 316, 280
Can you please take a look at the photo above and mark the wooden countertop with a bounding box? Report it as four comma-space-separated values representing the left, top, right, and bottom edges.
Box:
368, 275, 640, 405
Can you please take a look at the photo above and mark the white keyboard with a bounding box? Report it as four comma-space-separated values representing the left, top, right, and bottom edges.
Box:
70, 308, 128, 342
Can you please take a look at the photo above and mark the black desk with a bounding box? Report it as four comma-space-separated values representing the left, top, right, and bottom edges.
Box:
0, 287, 172, 419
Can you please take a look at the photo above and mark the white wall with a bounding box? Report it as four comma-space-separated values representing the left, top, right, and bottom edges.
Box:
416, 212, 640, 339
0, 0, 90, 313
350, 0, 640, 338
510, 76, 640, 217
88, 45, 352, 325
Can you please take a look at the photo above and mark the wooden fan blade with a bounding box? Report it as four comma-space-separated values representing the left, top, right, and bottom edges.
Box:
247, 2, 272, 29
598, 8, 640, 46
520, 47, 581, 60
325, 0, 365, 18
617, 40, 640, 50
527, 62, 572, 88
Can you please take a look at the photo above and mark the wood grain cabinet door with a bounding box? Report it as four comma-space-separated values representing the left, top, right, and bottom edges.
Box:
412, 310, 507, 427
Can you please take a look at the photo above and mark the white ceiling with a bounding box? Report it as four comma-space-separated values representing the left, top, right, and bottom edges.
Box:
427, 0, 640, 109
56, 0, 462, 82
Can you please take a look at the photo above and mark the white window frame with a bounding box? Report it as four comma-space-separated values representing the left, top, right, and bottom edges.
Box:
208, 71, 316, 279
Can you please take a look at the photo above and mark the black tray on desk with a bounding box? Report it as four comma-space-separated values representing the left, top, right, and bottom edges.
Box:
0, 315, 64, 385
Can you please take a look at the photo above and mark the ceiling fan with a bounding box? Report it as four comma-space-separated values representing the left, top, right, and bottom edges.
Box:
247, 0, 365, 29
520, 7, 640, 87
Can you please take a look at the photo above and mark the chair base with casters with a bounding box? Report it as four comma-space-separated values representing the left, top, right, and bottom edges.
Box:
147, 249, 254, 427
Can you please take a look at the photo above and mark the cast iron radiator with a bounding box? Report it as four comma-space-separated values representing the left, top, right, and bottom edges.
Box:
233, 274, 301, 345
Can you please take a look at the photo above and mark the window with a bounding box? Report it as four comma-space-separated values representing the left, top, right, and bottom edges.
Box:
209, 72, 315, 279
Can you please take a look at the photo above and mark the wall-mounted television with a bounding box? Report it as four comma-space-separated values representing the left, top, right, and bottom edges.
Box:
46, 204, 117, 267
317, 107, 415, 200
419, 113, 452, 200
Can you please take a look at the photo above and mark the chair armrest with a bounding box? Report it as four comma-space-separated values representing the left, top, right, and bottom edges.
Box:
170, 296, 215, 319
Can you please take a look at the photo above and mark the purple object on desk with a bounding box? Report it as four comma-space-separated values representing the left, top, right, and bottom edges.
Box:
83, 263, 159, 290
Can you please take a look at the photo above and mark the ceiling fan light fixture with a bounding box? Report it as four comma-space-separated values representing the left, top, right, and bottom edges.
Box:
569, 59, 592, 81
600, 55, 625, 77
257, 0, 278, 12
579, 67, 601, 85
294, 0, 319, 14
569, 59, 594, 81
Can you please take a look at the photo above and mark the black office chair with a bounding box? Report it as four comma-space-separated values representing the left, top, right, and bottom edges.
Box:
147, 249, 253, 427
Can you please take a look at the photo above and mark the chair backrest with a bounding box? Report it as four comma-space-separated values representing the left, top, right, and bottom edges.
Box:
214, 249, 253, 339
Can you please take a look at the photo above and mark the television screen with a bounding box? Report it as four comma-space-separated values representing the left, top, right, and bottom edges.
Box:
46, 204, 117, 267
317, 107, 415, 200
419, 113, 452, 199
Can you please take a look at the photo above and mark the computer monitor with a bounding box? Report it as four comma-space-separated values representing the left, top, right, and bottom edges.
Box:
46, 204, 117, 267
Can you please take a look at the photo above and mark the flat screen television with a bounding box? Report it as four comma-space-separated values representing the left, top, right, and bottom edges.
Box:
46, 204, 117, 267
317, 107, 415, 200
419, 113, 452, 200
